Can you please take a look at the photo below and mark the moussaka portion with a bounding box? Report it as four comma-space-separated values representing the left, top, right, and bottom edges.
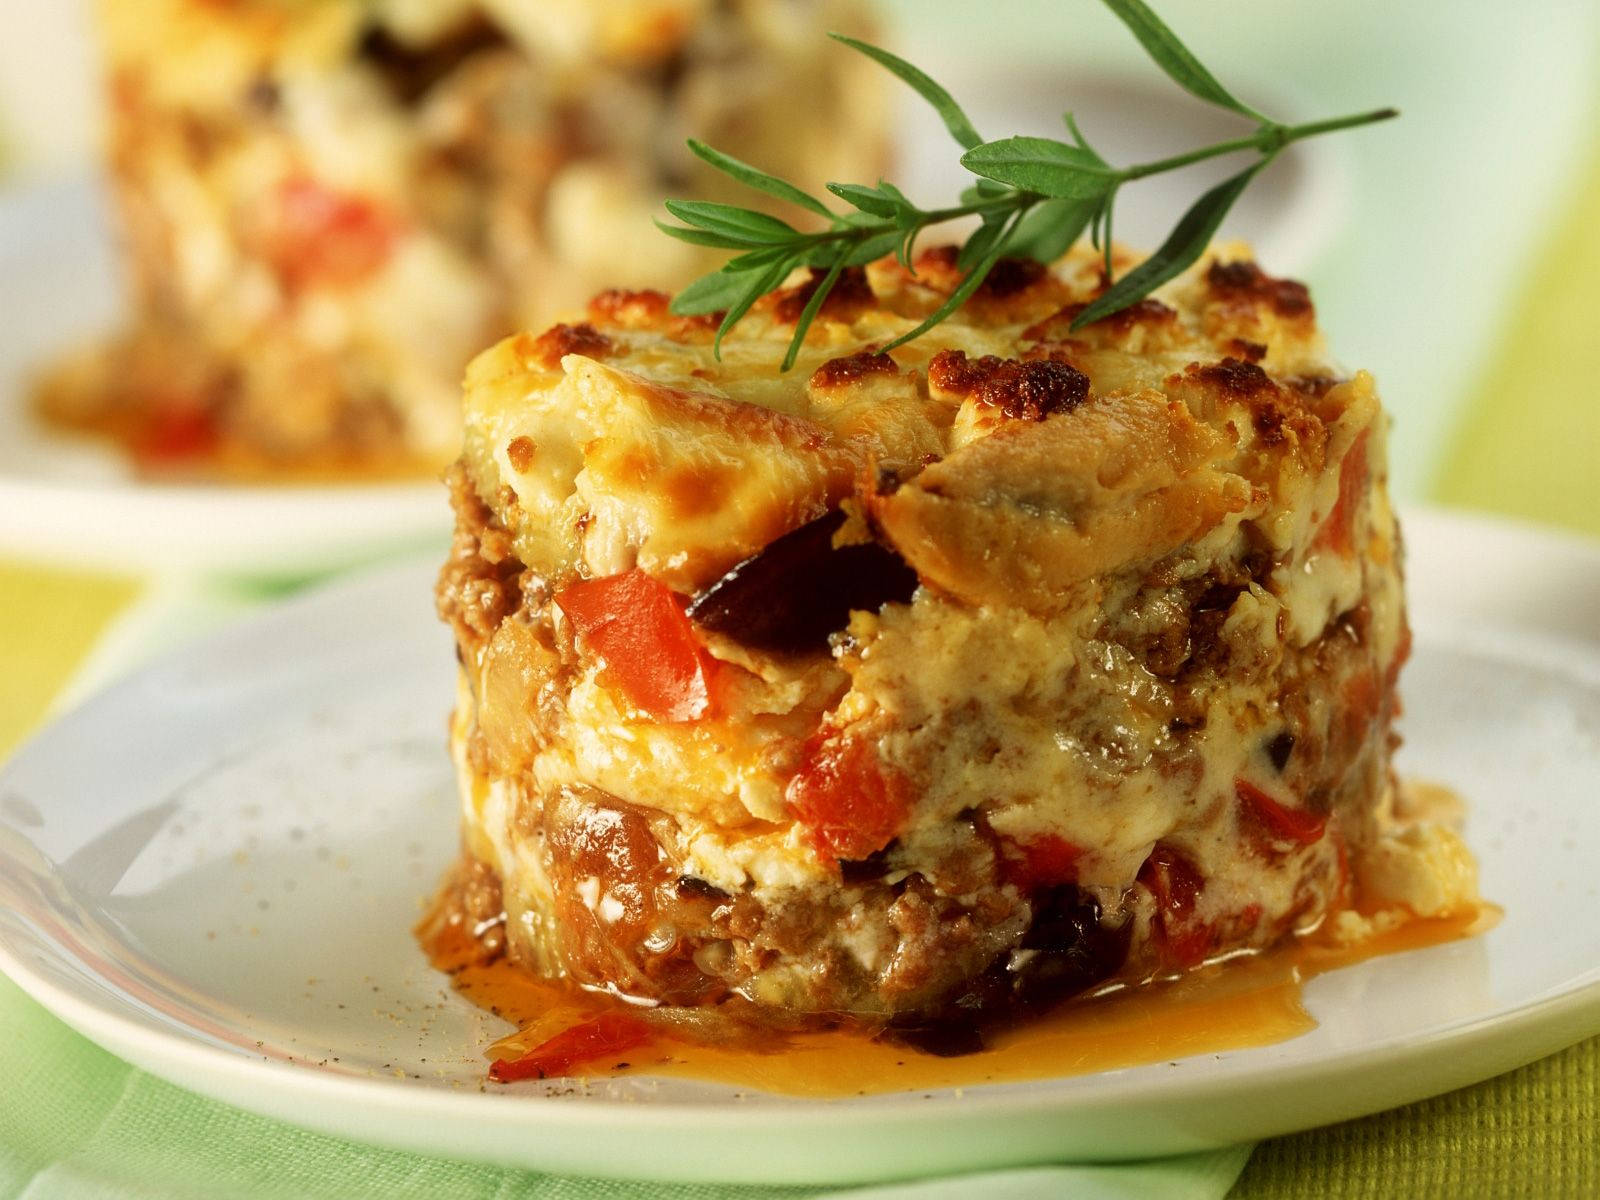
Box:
434, 245, 1476, 1039
38, 0, 884, 475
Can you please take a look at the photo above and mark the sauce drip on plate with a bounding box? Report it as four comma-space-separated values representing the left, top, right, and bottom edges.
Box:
419, 866, 1497, 1098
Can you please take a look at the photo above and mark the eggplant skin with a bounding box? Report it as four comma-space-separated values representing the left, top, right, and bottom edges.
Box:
687, 510, 918, 653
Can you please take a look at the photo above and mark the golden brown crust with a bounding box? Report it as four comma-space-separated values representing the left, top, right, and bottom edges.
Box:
809, 350, 899, 390
587, 288, 720, 340
1206, 259, 1314, 319
463, 241, 1346, 597
905, 246, 1054, 302
526, 323, 615, 371
565, 360, 868, 589
1024, 297, 1179, 340
504, 435, 536, 474
765, 267, 879, 325
926, 349, 1090, 421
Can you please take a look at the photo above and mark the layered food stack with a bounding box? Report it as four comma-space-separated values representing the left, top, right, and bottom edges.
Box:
39, 0, 883, 474
435, 244, 1478, 1047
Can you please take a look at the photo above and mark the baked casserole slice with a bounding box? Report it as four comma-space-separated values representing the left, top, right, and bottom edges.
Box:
39, 0, 883, 473
435, 245, 1476, 1040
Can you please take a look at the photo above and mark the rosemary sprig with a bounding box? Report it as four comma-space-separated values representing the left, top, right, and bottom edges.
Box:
659, 0, 1396, 371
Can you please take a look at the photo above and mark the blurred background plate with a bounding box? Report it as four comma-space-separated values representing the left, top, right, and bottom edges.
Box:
0, 178, 448, 576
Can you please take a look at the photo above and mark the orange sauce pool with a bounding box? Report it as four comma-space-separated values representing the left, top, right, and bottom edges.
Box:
421, 900, 1498, 1098
35, 388, 442, 484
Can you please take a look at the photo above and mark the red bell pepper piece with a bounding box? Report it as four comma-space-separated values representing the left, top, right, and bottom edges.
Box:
1236, 777, 1327, 846
786, 734, 911, 864
489, 1013, 652, 1083
135, 401, 219, 464
1139, 845, 1213, 969
556, 568, 717, 722
1316, 430, 1369, 557
267, 176, 398, 291
999, 833, 1085, 889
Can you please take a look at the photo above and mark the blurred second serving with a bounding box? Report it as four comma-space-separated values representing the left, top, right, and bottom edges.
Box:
36, 0, 886, 478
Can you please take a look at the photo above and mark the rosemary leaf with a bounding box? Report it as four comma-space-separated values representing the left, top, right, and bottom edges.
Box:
1004, 196, 1098, 263
782, 254, 850, 371
662, 200, 799, 242
957, 204, 1017, 271
1101, 0, 1265, 121
686, 139, 833, 218
654, 219, 773, 251
837, 230, 904, 267
1100, 184, 1118, 278
877, 180, 913, 207
1072, 162, 1262, 329
673, 267, 769, 315
826, 182, 904, 218
961, 136, 1118, 199
723, 244, 804, 272
1062, 113, 1107, 163
829, 33, 984, 150
713, 258, 795, 357
960, 179, 1011, 207
880, 207, 1030, 354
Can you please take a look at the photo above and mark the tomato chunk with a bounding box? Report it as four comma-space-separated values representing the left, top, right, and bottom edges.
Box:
266, 176, 398, 291
489, 1013, 652, 1083
999, 833, 1085, 889
786, 734, 911, 864
1138, 845, 1212, 969
556, 568, 717, 722
1316, 430, 1369, 556
1236, 777, 1326, 846
134, 400, 219, 464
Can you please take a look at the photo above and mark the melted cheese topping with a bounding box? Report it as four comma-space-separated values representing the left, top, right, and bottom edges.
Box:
464, 244, 1359, 593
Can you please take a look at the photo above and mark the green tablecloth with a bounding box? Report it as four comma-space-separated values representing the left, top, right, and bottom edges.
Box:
0, 967, 1250, 1199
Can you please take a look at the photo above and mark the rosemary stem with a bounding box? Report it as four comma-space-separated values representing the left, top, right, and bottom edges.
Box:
1275, 106, 1400, 143
733, 102, 1400, 281
1120, 133, 1270, 181
805, 195, 1019, 246
1121, 106, 1398, 181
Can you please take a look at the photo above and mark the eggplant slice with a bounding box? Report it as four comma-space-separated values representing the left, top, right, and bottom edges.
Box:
687, 509, 918, 652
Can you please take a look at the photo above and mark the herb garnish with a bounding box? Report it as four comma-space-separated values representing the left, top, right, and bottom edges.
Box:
659, 0, 1396, 370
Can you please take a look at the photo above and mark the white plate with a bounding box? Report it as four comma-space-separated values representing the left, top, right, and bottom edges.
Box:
2, 507, 1599, 1186
0, 176, 447, 576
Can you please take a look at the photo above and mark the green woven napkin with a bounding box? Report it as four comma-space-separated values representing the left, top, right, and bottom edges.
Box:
1232, 1036, 1600, 1199
0, 972, 1248, 1199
